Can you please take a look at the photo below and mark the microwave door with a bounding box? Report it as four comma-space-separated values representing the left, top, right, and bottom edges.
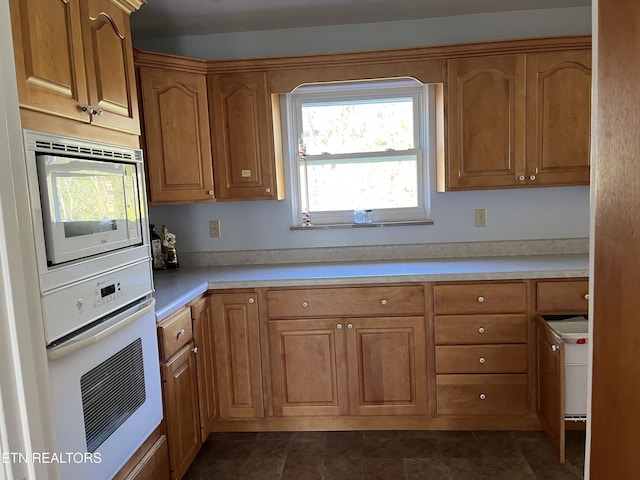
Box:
37, 155, 142, 265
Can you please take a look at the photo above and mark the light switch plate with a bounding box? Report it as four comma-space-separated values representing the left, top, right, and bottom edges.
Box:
209, 220, 221, 238
475, 209, 487, 227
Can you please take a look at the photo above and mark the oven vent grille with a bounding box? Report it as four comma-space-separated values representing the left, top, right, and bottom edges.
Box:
34, 139, 135, 161
80, 338, 146, 453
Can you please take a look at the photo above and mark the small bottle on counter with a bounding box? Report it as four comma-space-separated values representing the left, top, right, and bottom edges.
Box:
150, 224, 166, 270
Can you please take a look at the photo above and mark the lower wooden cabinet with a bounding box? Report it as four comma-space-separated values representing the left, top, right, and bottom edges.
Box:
211, 292, 264, 419
161, 343, 201, 480
268, 316, 427, 417
113, 426, 170, 480
190, 296, 216, 441
436, 374, 529, 416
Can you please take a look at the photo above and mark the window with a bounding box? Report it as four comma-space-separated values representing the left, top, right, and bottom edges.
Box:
286, 78, 432, 226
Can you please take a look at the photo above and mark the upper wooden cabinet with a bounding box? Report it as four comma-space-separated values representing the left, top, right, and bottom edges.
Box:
525, 51, 592, 186
208, 72, 285, 201
9, 0, 142, 135
442, 49, 591, 190
137, 64, 214, 204
445, 55, 527, 190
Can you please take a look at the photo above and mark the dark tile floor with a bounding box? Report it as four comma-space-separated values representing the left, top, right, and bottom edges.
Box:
184, 430, 585, 480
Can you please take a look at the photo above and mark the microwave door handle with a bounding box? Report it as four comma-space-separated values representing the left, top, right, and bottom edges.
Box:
47, 297, 155, 361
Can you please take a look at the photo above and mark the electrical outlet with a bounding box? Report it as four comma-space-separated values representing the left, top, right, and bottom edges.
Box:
475, 209, 487, 227
209, 220, 221, 238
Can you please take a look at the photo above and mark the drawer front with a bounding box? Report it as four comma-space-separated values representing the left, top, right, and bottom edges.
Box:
434, 283, 527, 314
157, 307, 193, 361
435, 345, 528, 374
436, 374, 528, 416
267, 286, 424, 318
536, 279, 589, 313
435, 314, 527, 344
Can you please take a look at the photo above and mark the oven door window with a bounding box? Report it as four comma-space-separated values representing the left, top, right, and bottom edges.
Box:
80, 338, 146, 453
37, 155, 142, 265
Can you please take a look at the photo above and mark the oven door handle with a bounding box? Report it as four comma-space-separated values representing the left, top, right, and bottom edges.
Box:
47, 297, 155, 360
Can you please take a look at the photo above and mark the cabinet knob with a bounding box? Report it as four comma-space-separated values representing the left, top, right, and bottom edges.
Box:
518, 175, 525, 181
336, 323, 343, 330
177, 329, 186, 337
192, 347, 198, 354
208, 190, 214, 196
477, 296, 485, 303
584, 293, 589, 300
478, 327, 485, 334
479, 357, 486, 364
302, 301, 309, 308
551, 345, 559, 352
265, 187, 271, 193
248, 297, 255, 304
529, 175, 536, 181
81, 105, 95, 114
347, 323, 353, 329
94, 108, 103, 116
381, 299, 388, 306
479, 393, 486, 400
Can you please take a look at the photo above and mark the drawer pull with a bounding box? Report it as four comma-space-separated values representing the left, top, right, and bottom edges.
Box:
478, 327, 485, 334
380, 299, 388, 306
302, 301, 309, 308
347, 323, 353, 330
248, 297, 255, 304
479, 357, 486, 364
192, 347, 198, 354
551, 345, 559, 352
479, 393, 486, 400
336, 323, 343, 330
177, 329, 186, 337
584, 293, 589, 300
477, 296, 485, 303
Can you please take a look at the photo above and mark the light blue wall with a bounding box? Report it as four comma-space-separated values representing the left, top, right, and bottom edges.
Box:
138, 7, 592, 253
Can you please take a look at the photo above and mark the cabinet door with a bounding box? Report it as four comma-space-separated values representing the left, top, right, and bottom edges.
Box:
161, 344, 201, 480
526, 51, 591, 186
346, 316, 427, 415
209, 72, 283, 200
121, 435, 170, 480
268, 318, 349, 416
80, 0, 140, 134
445, 55, 526, 190
139, 67, 214, 204
535, 315, 566, 463
211, 293, 264, 419
9, 0, 89, 122
190, 296, 216, 442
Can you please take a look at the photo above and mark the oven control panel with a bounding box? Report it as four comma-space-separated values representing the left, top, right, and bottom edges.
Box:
41, 260, 153, 344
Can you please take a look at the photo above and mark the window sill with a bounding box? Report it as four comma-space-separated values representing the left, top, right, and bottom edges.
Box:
290, 220, 434, 230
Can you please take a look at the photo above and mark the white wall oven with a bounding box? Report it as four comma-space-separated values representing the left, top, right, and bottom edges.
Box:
24, 130, 162, 479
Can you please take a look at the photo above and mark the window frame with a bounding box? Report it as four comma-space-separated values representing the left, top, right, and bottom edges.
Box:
284, 78, 432, 227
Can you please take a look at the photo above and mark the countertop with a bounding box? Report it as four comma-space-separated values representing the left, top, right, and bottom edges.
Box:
152, 253, 589, 322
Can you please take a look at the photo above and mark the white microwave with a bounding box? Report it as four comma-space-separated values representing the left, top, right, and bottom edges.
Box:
36, 152, 144, 266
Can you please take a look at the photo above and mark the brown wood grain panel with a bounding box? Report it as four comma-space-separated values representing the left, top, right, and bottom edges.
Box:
535, 279, 589, 314
435, 344, 528, 374
435, 314, 528, 344
157, 307, 193, 362
346, 316, 427, 416
268, 319, 348, 417
433, 283, 527, 314
436, 374, 528, 416
138, 66, 214, 203
267, 286, 425, 319
590, 1, 640, 476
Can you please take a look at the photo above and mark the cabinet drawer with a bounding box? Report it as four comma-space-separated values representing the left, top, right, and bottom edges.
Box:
536, 280, 589, 313
434, 283, 527, 314
266, 286, 424, 318
157, 307, 193, 361
435, 345, 528, 374
435, 314, 527, 344
436, 374, 528, 416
